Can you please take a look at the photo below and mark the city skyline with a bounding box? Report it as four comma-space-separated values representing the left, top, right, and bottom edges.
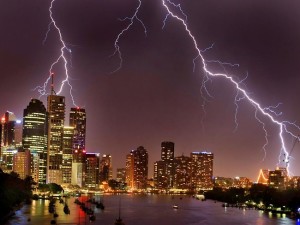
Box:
1, 1, 300, 181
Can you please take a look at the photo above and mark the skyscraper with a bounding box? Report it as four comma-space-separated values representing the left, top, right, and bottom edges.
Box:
22, 99, 48, 184
62, 126, 74, 184
126, 146, 148, 190
69, 107, 86, 150
190, 151, 214, 190
85, 153, 100, 188
125, 153, 134, 189
174, 155, 191, 189
99, 154, 113, 182
47, 94, 65, 184
1, 111, 16, 147
72, 148, 86, 187
161, 141, 175, 188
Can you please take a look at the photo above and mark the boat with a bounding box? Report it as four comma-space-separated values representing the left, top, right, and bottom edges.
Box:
173, 204, 178, 209
63, 204, 70, 214
96, 201, 105, 210
115, 197, 125, 225
115, 217, 125, 225
89, 214, 96, 221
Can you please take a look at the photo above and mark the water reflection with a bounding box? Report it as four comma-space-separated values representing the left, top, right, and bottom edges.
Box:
5, 195, 296, 225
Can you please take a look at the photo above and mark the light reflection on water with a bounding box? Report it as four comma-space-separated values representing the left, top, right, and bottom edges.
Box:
5, 194, 295, 225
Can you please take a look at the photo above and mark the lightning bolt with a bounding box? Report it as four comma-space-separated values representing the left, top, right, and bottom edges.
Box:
161, 0, 299, 174
35, 0, 77, 106
111, 0, 298, 174
112, 0, 147, 73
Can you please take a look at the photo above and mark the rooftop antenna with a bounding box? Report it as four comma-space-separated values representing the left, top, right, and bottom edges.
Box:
51, 72, 56, 95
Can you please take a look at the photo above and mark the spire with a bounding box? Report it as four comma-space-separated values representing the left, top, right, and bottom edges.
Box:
51, 72, 56, 95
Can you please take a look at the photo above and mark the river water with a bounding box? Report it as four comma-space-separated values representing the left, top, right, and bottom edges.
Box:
4, 194, 297, 225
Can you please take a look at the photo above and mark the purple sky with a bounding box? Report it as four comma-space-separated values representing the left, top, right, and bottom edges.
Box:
1, 0, 300, 180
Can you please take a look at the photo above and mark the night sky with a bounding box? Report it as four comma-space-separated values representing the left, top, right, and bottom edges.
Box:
1, 0, 300, 181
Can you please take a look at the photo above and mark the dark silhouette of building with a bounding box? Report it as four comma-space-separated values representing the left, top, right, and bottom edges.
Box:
22, 99, 48, 184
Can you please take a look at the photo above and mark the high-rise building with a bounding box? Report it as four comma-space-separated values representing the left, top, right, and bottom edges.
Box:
62, 126, 74, 184
47, 94, 65, 184
13, 149, 31, 179
85, 153, 100, 188
72, 148, 86, 187
174, 155, 191, 189
190, 151, 214, 190
69, 107, 86, 150
125, 153, 134, 189
22, 99, 48, 184
1, 111, 16, 147
153, 160, 167, 189
127, 146, 148, 190
14, 120, 23, 148
100, 154, 113, 182
161, 141, 175, 188
116, 168, 126, 182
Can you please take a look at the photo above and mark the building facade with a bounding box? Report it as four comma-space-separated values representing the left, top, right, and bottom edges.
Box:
62, 126, 74, 184
13, 149, 31, 179
22, 99, 48, 184
69, 107, 86, 150
174, 155, 191, 189
85, 153, 100, 188
47, 95, 65, 184
130, 146, 148, 190
190, 151, 214, 190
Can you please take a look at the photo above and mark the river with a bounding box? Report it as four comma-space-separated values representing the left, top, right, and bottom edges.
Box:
4, 194, 297, 225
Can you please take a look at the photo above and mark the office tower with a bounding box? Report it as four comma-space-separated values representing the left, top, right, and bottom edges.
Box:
85, 153, 100, 188
174, 155, 191, 189
161, 141, 175, 188
99, 154, 113, 182
62, 126, 74, 184
72, 148, 86, 187
22, 99, 48, 184
14, 120, 22, 147
190, 151, 214, 190
116, 168, 126, 182
1, 111, 16, 147
13, 149, 31, 179
153, 160, 167, 189
69, 107, 86, 150
47, 93, 65, 184
126, 146, 148, 190
125, 153, 134, 189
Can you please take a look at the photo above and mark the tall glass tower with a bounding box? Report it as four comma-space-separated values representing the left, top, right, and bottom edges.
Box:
22, 99, 47, 184
69, 107, 86, 150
